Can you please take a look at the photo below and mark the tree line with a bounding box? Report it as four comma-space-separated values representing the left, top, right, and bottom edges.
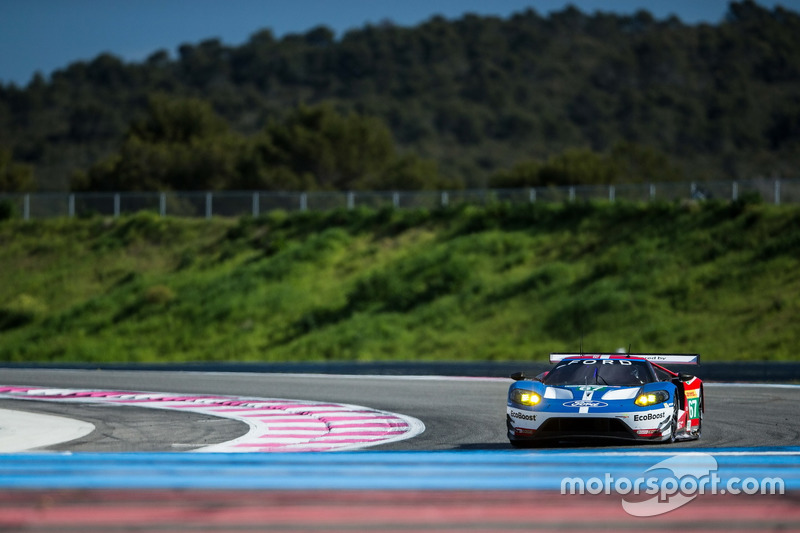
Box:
71, 97, 445, 192
1, 0, 799, 193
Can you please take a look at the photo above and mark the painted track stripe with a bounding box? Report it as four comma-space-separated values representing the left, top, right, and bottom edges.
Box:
0, 409, 94, 452
1, 449, 799, 490
0, 490, 796, 531
0, 386, 425, 452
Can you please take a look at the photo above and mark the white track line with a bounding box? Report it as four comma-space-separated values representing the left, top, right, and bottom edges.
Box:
0, 408, 95, 452
0, 386, 425, 452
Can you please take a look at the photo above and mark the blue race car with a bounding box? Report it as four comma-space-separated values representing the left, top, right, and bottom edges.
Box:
507, 353, 703, 446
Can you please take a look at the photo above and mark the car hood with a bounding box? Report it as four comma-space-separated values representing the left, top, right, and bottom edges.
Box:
543, 385, 640, 401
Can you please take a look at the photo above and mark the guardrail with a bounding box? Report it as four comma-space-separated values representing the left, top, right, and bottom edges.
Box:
1, 178, 797, 220
2, 361, 798, 382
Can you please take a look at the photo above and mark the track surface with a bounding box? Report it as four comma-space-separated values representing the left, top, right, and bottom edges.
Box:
1, 369, 799, 532
1, 368, 799, 450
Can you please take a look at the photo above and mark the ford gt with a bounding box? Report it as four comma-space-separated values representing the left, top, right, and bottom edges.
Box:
507, 353, 703, 446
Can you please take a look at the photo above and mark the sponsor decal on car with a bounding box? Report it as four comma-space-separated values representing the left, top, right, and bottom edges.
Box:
510, 410, 537, 421
685, 389, 700, 399
633, 412, 666, 422
563, 400, 608, 408
563, 359, 632, 366
687, 397, 701, 420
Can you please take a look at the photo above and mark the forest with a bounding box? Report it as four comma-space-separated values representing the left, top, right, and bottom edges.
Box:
1, 0, 799, 193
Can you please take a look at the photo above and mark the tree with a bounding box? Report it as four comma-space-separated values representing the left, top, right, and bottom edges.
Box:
73, 97, 239, 191
609, 142, 683, 183
5, 3, 800, 191
74, 100, 441, 192
128, 95, 229, 144
256, 103, 396, 190
488, 144, 684, 188
0, 148, 35, 192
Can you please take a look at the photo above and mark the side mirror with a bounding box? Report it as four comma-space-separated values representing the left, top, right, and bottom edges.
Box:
680, 373, 695, 382
510, 371, 527, 381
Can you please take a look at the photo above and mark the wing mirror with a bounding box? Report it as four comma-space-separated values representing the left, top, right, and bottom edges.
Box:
510, 371, 546, 382
680, 373, 695, 382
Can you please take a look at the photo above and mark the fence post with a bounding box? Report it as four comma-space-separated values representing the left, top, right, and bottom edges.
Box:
732, 182, 738, 201
347, 191, 354, 210
441, 191, 449, 207
529, 188, 536, 203
569, 186, 575, 202
68, 194, 75, 218
300, 192, 307, 212
775, 179, 781, 205
609, 185, 615, 203
114, 193, 120, 218
649, 184, 656, 201
393, 192, 399, 208
206, 192, 213, 219
160, 193, 166, 216
24, 194, 30, 221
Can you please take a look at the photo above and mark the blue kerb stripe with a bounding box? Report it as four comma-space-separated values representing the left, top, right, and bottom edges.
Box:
2, 448, 800, 490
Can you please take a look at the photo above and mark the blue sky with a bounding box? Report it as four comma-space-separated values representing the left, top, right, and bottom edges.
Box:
1, 0, 798, 86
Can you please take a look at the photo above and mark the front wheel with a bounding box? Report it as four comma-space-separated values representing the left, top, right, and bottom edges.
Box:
668, 400, 678, 443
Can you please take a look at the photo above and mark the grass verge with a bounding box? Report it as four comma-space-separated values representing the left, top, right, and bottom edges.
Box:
1, 199, 798, 363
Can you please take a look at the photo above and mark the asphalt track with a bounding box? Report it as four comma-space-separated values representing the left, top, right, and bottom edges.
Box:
1, 368, 799, 531
1, 368, 799, 450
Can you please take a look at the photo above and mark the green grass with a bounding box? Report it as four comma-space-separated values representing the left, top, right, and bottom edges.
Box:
1, 199, 799, 364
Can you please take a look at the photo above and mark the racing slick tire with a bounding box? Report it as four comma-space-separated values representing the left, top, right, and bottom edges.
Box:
668, 399, 678, 444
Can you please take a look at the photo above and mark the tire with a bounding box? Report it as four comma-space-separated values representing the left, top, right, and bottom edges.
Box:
668, 399, 678, 443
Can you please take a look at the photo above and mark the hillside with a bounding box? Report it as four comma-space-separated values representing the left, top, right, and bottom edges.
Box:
1, 1, 799, 192
1, 199, 798, 363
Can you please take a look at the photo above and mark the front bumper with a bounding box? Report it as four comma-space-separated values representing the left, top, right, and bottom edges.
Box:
507, 404, 674, 443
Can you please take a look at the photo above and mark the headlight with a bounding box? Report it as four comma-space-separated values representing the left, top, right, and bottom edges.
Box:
635, 390, 669, 407
510, 389, 541, 406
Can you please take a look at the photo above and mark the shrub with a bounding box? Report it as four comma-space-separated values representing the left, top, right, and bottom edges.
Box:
0, 294, 48, 330
349, 250, 472, 312
143, 285, 176, 305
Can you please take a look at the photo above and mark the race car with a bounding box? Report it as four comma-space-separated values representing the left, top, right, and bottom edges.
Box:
507, 353, 703, 446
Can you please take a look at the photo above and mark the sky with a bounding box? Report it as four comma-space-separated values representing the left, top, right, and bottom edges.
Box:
1, 0, 798, 86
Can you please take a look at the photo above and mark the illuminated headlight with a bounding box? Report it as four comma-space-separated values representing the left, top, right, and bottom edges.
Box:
634, 390, 669, 407
510, 389, 541, 406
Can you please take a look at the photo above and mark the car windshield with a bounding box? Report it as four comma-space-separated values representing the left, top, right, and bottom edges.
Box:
543, 359, 655, 387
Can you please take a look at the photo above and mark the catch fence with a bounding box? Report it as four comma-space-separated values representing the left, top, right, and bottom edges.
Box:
1, 178, 797, 220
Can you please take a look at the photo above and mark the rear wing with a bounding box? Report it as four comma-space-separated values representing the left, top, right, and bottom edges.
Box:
549, 353, 699, 365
